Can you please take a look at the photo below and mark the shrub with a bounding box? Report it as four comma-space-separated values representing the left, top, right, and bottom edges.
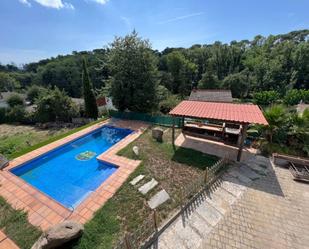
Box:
159, 95, 181, 114
6, 105, 26, 123
284, 89, 309, 105
7, 94, 24, 108
27, 85, 46, 104
0, 108, 7, 123
35, 87, 79, 123
253, 91, 280, 106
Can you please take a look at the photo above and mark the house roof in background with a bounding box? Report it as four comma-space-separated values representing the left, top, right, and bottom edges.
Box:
169, 100, 268, 125
0, 92, 26, 101
189, 89, 233, 102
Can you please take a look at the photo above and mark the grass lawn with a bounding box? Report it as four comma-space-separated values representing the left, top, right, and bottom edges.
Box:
0, 197, 41, 249
72, 127, 219, 249
0, 119, 106, 159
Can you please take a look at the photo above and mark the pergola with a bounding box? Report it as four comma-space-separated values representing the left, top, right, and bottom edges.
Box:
169, 101, 268, 161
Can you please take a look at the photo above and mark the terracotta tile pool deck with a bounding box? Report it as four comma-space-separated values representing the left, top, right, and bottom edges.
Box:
0, 119, 148, 231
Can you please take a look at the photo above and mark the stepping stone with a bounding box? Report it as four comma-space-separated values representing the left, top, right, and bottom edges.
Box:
130, 175, 145, 186
239, 165, 260, 180
138, 178, 158, 195
148, 189, 170, 209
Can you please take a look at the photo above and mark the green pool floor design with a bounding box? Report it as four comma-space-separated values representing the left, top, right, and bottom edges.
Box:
76, 151, 97, 161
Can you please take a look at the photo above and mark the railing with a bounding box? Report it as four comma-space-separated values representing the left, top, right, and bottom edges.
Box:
113, 157, 229, 249
109, 110, 183, 127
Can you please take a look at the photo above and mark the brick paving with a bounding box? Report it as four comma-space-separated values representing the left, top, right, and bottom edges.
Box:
201, 161, 309, 249
0, 230, 19, 249
0, 119, 148, 231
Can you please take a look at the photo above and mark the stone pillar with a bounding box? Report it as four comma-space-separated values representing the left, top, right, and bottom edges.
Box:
237, 124, 248, 161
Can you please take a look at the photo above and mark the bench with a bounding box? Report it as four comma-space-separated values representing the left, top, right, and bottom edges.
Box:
272, 153, 309, 167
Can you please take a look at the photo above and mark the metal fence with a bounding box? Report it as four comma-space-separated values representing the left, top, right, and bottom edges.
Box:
113, 157, 229, 249
110, 110, 183, 127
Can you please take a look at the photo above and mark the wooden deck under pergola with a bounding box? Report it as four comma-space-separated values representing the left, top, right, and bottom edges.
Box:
169, 101, 268, 161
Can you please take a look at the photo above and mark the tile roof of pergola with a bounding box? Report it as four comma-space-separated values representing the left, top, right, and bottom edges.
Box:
169, 100, 268, 125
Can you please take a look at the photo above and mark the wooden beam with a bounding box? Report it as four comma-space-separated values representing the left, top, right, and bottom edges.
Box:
172, 117, 175, 149
237, 124, 248, 161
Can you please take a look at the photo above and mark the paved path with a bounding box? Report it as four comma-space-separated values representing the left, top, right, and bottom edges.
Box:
153, 156, 309, 249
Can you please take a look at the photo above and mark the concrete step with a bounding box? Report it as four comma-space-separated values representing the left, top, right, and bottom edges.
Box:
220, 176, 246, 198
238, 165, 261, 180
247, 163, 268, 176
205, 192, 230, 215
188, 212, 213, 238
227, 169, 252, 185
213, 186, 237, 206
194, 200, 223, 227
170, 218, 203, 249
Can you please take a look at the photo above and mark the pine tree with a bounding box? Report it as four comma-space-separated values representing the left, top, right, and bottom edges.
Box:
82, 58, 98, 119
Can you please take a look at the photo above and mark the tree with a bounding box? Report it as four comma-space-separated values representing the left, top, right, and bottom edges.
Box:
108, 31, 158, 112
0, 72, 20, 91
165, 51, 197, 97
198, 68, 220, 89
7, 94, 24, 108
27, 85, 46, 104
82, 59, 98, 119
35, 87, 78, 122
253, 91, 280, 106
222, 71, 250, 98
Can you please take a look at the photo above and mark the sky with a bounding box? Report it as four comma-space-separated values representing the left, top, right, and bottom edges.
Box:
0, 0, 308, 65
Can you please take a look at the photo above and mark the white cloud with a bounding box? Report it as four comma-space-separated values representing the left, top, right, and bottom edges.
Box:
157, 12, 205, 24
18, 0, 74, 9
19, 0, 31, 7
88, 0, 109, 5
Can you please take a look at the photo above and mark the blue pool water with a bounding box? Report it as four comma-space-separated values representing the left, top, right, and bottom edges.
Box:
11, 125, 133, 209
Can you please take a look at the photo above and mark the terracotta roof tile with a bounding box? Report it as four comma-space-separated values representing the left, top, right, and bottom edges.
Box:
169, 100, 268, 125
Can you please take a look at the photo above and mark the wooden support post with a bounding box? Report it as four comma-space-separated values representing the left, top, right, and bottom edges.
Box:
204, 168, 208, 184
237, 124, 248, 162
172, 117, 175, 149
124, 233, 132, 249
153, 210, 158, 231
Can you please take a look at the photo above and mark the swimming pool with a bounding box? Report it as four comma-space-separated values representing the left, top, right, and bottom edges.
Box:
11, 125, 133, 209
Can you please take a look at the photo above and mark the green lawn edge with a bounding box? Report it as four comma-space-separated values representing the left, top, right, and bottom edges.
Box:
0, 197, 41, 249
10, 117, 108, 159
